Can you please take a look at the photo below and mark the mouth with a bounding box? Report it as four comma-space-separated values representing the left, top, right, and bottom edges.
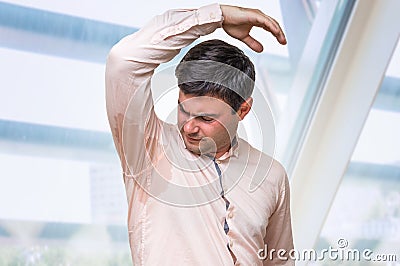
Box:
185, 135, 202, 143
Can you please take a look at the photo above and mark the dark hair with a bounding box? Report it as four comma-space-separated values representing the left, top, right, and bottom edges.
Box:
175, 39, 255, 111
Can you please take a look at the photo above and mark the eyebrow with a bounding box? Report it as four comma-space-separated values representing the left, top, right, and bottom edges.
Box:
178, 100, 218, 118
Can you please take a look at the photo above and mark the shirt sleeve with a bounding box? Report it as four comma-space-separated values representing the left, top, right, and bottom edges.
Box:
105, 4, 223, 175
264, 171, 295, 266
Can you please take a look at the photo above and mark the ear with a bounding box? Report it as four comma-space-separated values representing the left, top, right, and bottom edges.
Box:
237, 97, 253, 120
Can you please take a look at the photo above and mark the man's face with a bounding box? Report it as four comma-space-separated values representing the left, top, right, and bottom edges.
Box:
177, 91, 240, 158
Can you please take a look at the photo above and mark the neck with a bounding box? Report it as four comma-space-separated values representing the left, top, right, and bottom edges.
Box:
214, 149, 229, 159
214, 136, 237, 158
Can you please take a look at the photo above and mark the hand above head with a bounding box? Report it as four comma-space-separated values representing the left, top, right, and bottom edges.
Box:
220, 5, 287, 53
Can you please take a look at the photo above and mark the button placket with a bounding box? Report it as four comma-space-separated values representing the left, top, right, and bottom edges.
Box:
229, 238, 233, 248
212, 157, 235, 259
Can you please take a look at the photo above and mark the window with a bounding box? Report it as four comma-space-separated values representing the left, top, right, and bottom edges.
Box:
316, 39, 400, 265
0, 0, 358, 264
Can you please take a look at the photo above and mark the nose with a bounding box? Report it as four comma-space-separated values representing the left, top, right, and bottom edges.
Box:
183, 117, 199, 134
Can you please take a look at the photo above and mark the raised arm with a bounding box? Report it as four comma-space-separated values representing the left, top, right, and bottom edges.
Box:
105, 4, 224, 171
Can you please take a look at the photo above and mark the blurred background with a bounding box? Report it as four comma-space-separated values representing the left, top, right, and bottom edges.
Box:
0, 0, 399, 265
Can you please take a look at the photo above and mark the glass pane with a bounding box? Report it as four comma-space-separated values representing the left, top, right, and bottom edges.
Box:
315, 40, 400, 265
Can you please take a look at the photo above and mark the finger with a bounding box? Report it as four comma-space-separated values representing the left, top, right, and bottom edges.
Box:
242, 35, 264, 53
265, 15, 287, 45
250, 13, 287, 45
262, 23, 287, 45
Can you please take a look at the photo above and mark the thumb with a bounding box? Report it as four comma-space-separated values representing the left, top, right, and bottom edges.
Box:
242, 35, 264, 53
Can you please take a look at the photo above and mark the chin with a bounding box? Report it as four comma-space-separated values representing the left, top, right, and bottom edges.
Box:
186, 145, 201, 155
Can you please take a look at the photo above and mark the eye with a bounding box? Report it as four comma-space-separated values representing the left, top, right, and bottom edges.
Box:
200, 116, 214, 122
178, 105, 189, 116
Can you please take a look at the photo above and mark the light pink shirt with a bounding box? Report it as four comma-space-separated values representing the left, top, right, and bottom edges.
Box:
105, 3, 294, 265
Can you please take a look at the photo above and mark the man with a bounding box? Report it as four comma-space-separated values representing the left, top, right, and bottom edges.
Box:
106, 3, 294, 265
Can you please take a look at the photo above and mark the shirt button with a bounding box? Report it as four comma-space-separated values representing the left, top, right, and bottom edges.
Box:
216, 160, 221, 164
210, 12, 216, 19
229, 239, 233, 248
228, 212, 233, 219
